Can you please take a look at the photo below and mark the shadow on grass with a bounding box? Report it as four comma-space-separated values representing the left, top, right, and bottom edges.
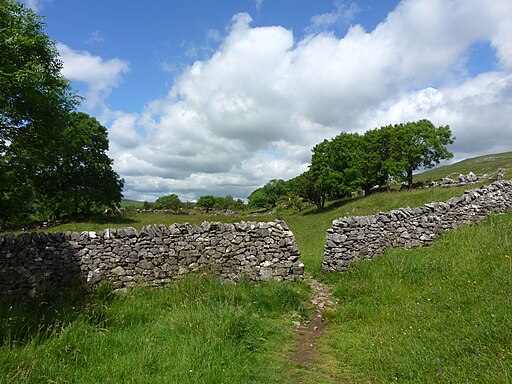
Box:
302, 196, 364, 216
0, 283, 116, 347
0, 233, 118, 347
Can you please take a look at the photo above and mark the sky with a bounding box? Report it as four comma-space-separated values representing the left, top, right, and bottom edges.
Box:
24, 0, 512, 202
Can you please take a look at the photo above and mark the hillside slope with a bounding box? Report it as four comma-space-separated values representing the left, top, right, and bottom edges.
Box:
415, 151, 512, 182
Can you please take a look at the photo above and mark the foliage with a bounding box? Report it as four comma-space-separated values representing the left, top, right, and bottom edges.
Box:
380, 119, 454, 188
154, 194, 182, 212
275, 194, 303, 212
0, 0, 74, 225
293, 170, 328, 210
0, 1, 122, 227
196, 195, 216, 212
248, 179, 289, 209
34, 112, 124, 218
297, 120, 454, 210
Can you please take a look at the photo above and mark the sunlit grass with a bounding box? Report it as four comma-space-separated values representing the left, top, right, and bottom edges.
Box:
0, 276, 309, 384
320, 212, 512, 382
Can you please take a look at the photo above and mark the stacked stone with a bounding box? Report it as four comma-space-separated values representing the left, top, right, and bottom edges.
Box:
323, 180, 512, 272
0, 220, 303, 298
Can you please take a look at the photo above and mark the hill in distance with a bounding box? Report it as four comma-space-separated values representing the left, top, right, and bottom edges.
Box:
414, 151, 512, 183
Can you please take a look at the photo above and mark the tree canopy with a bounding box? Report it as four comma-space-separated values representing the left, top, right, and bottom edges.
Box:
248, 179, 289, 209
248, 120, 454, 211
154, 194, 182, 211
196, 195, 216, 213
379, 120, 454, 188
0, 1, 123, 227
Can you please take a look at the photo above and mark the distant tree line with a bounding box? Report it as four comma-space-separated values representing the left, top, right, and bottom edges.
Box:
141, 194, 245, 213
1, 1, 123, 228
249, 120, 454, 210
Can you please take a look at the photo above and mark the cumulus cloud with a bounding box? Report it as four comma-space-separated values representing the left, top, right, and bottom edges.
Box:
58, 43, 129, 109
103, 1, 512, 201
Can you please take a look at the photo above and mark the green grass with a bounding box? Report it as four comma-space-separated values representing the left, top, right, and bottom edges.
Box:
414, 151, 512, 183
319, 212, 512, 382
0, 276, 309, 384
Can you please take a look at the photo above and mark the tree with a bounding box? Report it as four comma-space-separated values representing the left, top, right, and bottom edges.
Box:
305, 134, 362, 208
382, 120, 454, 189
359, 128, 393, 194
49, 112, 124, 216
155, 194, 181, 212
276, 193, 303, 212
196, 195, 216, 213
294, 170, 329, 210
0, 0, 77, 225
248, 179, 289, 209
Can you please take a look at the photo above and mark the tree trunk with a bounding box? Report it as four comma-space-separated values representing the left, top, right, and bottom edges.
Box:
407, 168, 414, 190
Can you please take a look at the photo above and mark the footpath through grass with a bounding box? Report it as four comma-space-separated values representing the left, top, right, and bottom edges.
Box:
316, 212, 512, 382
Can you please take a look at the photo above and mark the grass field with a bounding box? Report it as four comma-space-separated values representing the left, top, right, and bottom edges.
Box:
316, 211, 512, 383
2, 182, 512, 382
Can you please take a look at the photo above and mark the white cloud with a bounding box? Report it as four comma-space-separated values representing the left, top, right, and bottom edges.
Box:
24, 0, 51, 12
86, 31, 104, 44
58, 43, 129, 109
103, 2, 512, 201
309, 0, 360, 31
255, 0, 263, 11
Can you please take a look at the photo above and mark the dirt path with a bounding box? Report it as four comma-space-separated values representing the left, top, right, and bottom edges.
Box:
289, 274, 339, 381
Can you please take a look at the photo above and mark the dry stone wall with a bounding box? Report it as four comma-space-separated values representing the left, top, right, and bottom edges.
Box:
0, 221, 303, 298
323, 180, 512, 272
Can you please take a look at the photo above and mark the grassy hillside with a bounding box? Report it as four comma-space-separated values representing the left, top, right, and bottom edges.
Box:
313, 211, 512, 383
120, 198, 145, 209
414, 151, 512, 183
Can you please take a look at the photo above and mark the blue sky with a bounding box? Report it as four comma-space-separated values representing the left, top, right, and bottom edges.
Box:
25, 0, 512, 201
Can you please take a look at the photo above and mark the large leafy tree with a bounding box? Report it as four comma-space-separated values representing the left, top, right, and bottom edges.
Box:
0, 0, 75, 137
0, 0, 76, 224
382, 120, 454, 188
0, 1, 124, 225
196, 195, 216, 213
306, 133, 364, 206
40, 112, 124, 217
294, 170, 329, 210
155, 194, 182, 212
248, 179, 288, 209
